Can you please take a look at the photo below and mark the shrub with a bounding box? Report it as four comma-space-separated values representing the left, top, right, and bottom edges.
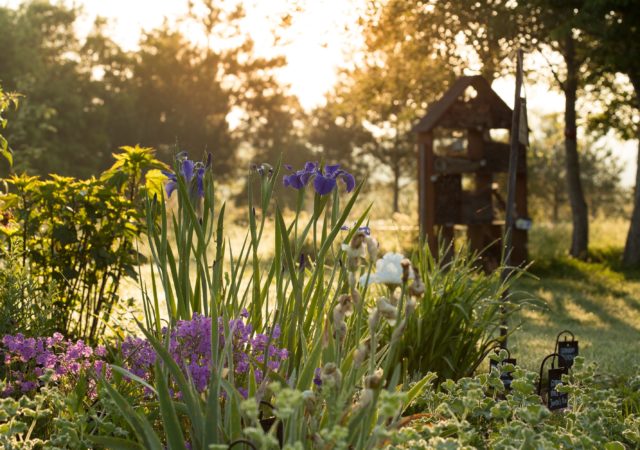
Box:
0, 146, 166, 343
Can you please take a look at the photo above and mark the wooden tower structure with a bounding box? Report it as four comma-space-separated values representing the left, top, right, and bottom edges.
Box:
414, 75, 529, 267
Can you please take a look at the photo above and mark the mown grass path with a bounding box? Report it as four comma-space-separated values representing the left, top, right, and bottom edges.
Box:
510, 251, 640, 377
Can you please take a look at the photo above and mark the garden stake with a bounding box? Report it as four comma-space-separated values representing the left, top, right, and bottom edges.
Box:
228, 439, 258, 450
500, 48, 525, 349
488, 346, 517, 391
554, 330, 579, 369
538, 353, 569, 411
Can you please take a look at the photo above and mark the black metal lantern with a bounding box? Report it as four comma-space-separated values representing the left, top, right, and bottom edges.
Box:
228, 439, 257, 450
555, 330, 579, 369
489, 347, 517, 390
538, 353, 568, 411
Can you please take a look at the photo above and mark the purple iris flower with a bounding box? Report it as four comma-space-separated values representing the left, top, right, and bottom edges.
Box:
163, 153, 210, 199
283, 162, 355, 196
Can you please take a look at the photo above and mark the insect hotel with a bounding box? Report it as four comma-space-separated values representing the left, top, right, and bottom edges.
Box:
414, 75, 530, 269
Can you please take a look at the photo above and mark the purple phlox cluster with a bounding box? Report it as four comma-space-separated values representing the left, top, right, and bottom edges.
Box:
121, 314, 289, 398
1, 333, 109, 397
162, 152, 212, 199
283, 162, 355, 196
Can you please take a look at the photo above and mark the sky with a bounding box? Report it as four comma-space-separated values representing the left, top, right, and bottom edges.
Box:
1, 0, 637, 185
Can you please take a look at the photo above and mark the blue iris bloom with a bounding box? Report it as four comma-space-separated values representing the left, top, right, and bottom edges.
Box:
163, 152, 210, 199
283, 162, 355, 196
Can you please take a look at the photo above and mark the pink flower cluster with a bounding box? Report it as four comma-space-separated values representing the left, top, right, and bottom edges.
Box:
121, 313, 289, 398
1, 332, 107, 396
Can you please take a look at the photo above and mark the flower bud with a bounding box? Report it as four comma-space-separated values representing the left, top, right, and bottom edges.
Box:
405, 297, 417, 317
351, 288, 361, 305
365, 236, 379, 261
400, 258, 411, 284
353, 343, 369, 367
321, 363, 342, 389
408, 266, 425, 297
391, 319, 406, 343
337, 294, 353, 316
368, 309, 380, 331
302, 390, 316, 413
364, 368, 385, 390
376, 297, 398, 325
357, 388, 374, 409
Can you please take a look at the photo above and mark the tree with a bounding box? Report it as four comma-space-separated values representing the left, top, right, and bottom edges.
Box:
0, 1, 111, 177
309, 1, 461, 213
529, 114, 626, 223
580, 1, 640, 265
383, 0, 592, 258
512, 0, 594, 259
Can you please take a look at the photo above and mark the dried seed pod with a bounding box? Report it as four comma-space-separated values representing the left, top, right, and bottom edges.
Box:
302, 390, 316, 413
348, 271, 356, 288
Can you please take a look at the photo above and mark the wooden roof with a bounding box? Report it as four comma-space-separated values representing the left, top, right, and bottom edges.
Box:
413, 76, 512, 133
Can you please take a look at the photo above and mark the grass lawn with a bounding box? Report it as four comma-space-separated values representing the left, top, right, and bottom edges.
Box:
509, 243, 640, 377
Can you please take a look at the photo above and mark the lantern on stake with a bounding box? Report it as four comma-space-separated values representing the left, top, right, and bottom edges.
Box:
538, 353, 569, 411
555, 330, 579, 369
489, 347, 517, 390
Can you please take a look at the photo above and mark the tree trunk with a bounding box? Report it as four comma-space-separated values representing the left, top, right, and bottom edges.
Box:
623, 130, 640, 266
563, 34, 589, 259
392, 160, 400, 213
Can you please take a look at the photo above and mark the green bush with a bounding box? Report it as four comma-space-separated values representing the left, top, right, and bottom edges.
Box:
0, 246, 56, 337
388, 244, 530, 383
0, 145, 166, 343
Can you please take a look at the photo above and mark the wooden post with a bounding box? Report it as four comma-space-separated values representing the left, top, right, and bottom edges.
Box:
500, 49, 524, 347
418, 131, 437, 254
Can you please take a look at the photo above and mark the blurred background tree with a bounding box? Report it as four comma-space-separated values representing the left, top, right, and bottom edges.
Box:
0, 0, 638, 263
529, 114, 627, 223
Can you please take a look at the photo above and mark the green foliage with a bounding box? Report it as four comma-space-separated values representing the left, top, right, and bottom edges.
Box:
99, 157, 442, 448
529, 114, 628, 222
0, 1, 302, 180
392, 357, 640, 449
0, 246, 56, 337
0, 146, 165, 342
0, 85, 19, 168
0, 373, 132, 450
391, 244, 529, 382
